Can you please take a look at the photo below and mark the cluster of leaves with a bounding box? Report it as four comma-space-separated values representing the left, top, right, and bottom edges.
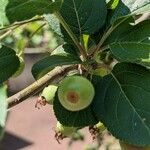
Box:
0, 0, 150, 148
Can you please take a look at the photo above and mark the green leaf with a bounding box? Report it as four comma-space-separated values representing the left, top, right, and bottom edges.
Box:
107, 0, 119, 9
53, 93, 98, 127
92, 63, 150, 146
0, 1, 9, 27
105, 17, 150, 48
110, 43, 150, 67
32, 54, 81, 79
120, 19, 150, 43
0, 84, 8, 140
105, 16, 134, 44
0, 45, 20, 83
111, 0, 150, 23
44, 14, 62, 37
134, 3, 150, 15
5, 0, 63, 23
106, 18, 150, 45
51, 44, 78, 56
60, 0, 107, 35
44, 14, 74, 44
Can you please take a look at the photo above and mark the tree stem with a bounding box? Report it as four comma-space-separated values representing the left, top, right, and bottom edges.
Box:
7, 66, 76, 108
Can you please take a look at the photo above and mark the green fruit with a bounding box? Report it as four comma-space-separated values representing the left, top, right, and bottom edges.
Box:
53, 93, 98, 127
94, 68, 109, 77
58, 76, 95, 111
56, 121, 77, 137
41, 85, 58, 105
95, 122, 106, 132
13, 57, 25, 77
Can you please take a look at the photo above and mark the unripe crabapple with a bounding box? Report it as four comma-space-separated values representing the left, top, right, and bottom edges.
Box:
58, 76, 95, 111
41, 85, 58, 105
35, 85, 57, 109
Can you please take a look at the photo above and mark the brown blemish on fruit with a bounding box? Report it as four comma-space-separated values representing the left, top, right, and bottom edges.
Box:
67, 91, 79, 103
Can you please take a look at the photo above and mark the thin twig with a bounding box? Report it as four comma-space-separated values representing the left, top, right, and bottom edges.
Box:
93, 26, 114, 57
99, 45, 110, 52
92, 17, 131, 57
54, 12, 87, 61
0, 25, 19, 41
7, 65, 77, 108
92, 13, 150, 56
0, 30, 12, 41
0, 17, 44, 31
0, 17, 45, 41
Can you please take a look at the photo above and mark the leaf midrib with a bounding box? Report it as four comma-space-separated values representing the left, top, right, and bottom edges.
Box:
110, 72, 150, 135
72, 0, 82, 36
